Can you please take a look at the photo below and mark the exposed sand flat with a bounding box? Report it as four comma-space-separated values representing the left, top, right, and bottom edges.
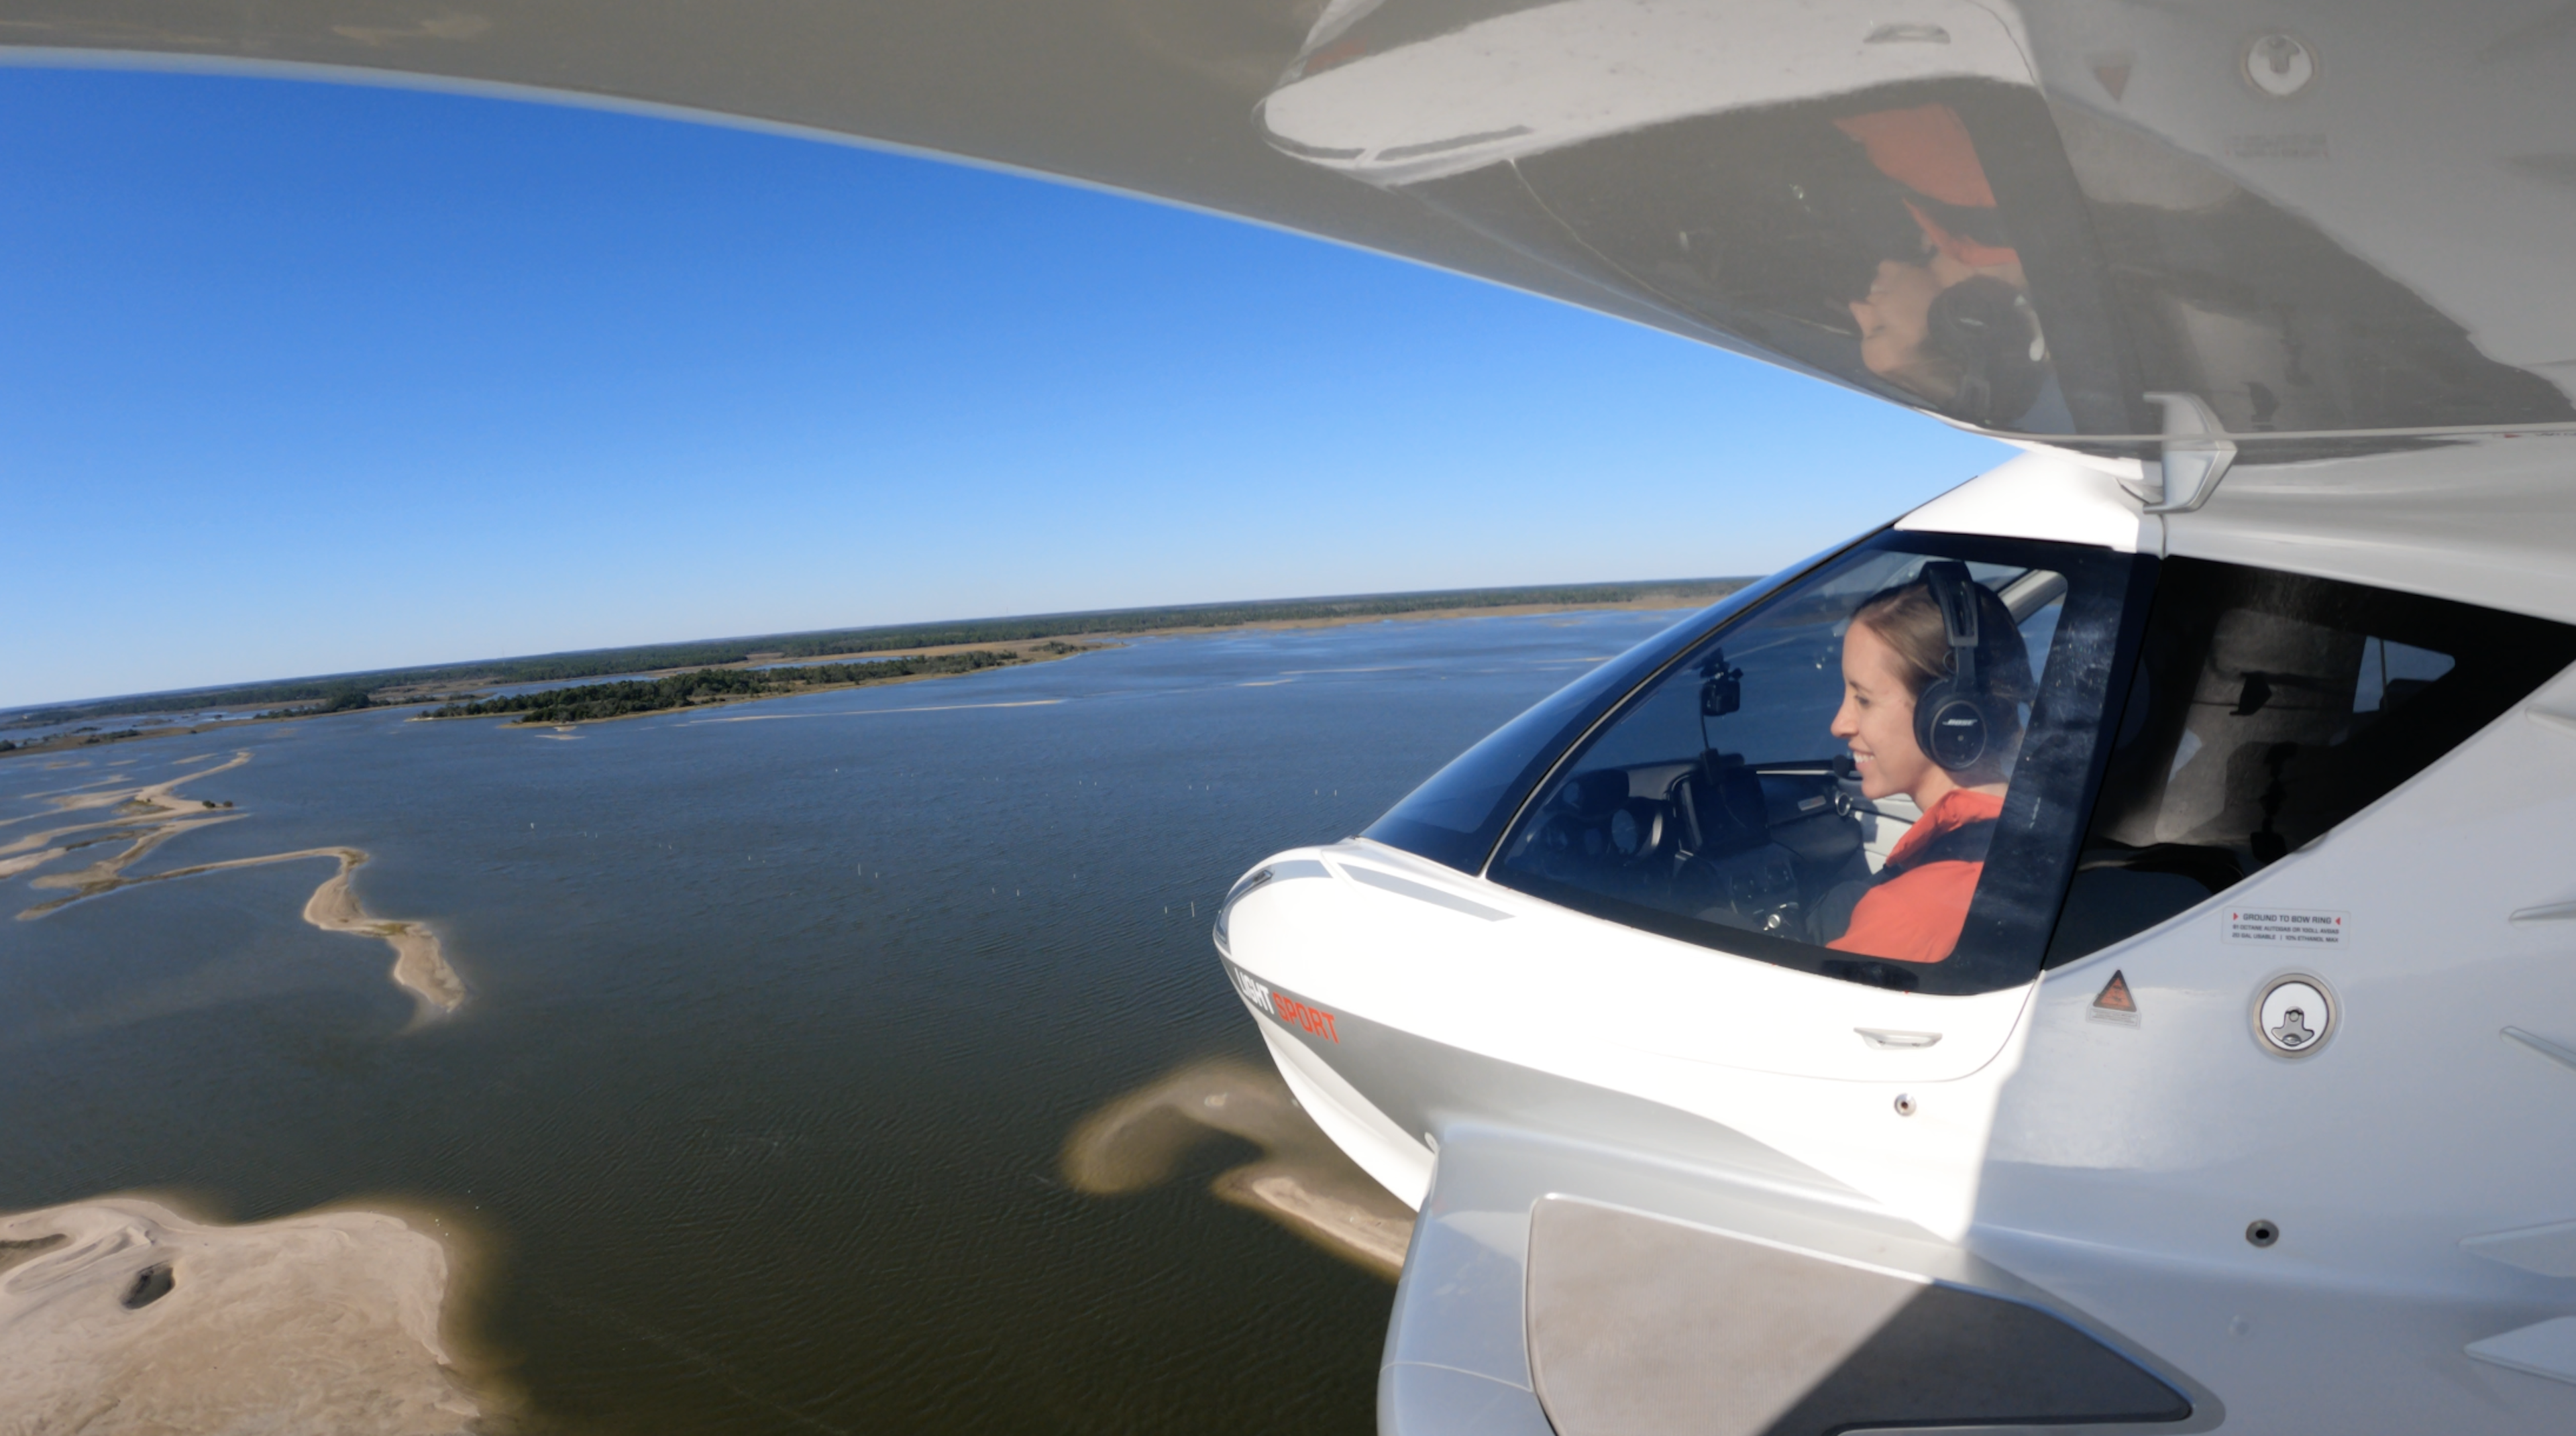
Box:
1063, 1058, 1415, 1278
301, 850, 468, 1013
0, 847, 69, 879
1, 812, 203, 857
0, 753, 248, 857
3, 753, 247, 865
6, 753, 465, 1015
1221, 1172, 1413, 1273
18, 813, 244, 887
0, 1196, 491, 1436
2, 752, 250, 822
23, 846, 466, 1016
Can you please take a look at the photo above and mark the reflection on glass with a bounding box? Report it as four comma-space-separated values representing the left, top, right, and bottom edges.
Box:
1440, 84, 2091, 433
1835, 104, 2051, 428
1265, 0, 2576, 439
1364, 585, 1778, 873
2051, 559, 2576, 961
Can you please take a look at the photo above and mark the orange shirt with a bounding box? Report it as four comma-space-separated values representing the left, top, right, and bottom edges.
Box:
1828, 789, 2005, 965
1832, 104, 2023, 270
1833, 105, 1998, 209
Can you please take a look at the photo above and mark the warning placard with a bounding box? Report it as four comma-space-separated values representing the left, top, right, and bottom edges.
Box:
2224, 908, 2348, 947
2088, 969, 2141, 1026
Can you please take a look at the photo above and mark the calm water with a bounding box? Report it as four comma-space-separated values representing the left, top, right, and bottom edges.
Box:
0, 611, 1684, 1435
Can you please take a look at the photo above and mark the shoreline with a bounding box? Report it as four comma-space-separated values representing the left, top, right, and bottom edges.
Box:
4, 596, 1718, 757
734, 594, 1707, 666
415, 597, 1704, 732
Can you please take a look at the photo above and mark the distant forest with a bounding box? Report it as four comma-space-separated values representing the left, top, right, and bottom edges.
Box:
429, 650, 1034, 724
13, 577, 1750, 726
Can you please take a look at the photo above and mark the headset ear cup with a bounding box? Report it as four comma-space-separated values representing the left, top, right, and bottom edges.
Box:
1915, 677, 1990, 771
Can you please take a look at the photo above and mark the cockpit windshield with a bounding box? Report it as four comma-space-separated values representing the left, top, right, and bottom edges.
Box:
1483, 535, 2139, 996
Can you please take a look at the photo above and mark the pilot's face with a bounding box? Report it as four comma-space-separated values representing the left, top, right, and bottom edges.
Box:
1849, 260, 1947, 391
1831, 621, 1932, 802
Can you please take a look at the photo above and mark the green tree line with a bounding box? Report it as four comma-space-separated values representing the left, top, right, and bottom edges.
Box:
14, 577, 1750, 727
427, 650, 1026, 724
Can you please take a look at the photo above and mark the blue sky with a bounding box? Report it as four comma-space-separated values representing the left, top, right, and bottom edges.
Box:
1, 65, 2010, 709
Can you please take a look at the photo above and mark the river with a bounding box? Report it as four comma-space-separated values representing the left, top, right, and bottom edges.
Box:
0, 609, 1687, 1434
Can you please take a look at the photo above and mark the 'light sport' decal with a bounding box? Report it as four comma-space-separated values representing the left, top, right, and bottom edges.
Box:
1232, 966, 1340, 1043
1276, 993, 1340, 1043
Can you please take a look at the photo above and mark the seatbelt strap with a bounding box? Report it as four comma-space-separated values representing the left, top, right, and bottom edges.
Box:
1882, 816, 1997, 877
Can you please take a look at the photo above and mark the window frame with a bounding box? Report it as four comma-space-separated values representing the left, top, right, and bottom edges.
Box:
2041, 553, 2576, 966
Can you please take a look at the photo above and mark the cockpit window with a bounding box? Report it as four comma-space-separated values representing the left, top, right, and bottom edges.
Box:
1487, 535, 2141, 995
1362, 552, 1833, 873
2047, 559, 2576, 962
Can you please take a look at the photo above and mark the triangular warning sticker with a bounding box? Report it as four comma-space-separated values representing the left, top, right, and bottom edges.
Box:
2094, 970, 2138, 1013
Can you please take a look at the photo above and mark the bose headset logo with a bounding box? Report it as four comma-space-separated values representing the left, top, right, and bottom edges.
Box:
1941, 716, 1978, 727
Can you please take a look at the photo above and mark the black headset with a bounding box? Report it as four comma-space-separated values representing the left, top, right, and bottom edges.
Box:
1925, 276, 2045, 427
1913, 561, 2004, 772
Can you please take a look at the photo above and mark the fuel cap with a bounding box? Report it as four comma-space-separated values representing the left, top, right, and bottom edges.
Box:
2254, 975, 2336, 1056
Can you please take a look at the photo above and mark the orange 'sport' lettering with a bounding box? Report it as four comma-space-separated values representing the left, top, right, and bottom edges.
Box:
1269, 993, 1341, 1044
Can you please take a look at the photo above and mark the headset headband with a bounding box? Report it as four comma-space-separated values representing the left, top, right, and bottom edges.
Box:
1919, 561, 1981, 689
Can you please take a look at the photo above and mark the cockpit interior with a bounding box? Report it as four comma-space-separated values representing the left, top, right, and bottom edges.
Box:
1360, 532, 2576, 993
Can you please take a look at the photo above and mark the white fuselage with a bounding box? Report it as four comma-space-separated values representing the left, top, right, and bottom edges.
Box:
1222, 445, 2576, 1433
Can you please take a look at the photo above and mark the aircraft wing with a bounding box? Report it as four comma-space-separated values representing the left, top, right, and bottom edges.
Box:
7, 0, 2573, 459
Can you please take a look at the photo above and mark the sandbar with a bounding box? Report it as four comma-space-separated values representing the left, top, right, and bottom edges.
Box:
8, 752, 465, 1016
0, 1195, 494, 1434
1063, 1058, 1415, 1277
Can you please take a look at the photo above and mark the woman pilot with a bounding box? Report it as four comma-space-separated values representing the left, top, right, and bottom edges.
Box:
1815, 563, 2035, 964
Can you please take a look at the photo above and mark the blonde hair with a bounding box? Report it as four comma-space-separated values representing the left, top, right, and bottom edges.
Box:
1851, 577, 2036, 706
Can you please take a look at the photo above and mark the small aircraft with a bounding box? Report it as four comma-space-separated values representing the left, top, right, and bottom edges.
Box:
1218, 2, 2576, 1431
7, 0, 2574, 1430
